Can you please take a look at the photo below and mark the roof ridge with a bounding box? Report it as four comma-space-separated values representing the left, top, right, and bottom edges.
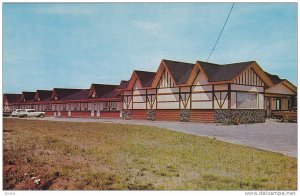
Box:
37, 90, 52, 92
54, 88, 85, 90
197, 60, 221, 66
163, 59, 194, 65
134, 70, 156, 73
221, 60, 256, 66
92, 83, 119, 86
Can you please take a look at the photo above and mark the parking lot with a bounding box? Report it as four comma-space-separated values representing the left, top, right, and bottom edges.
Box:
9, 116, 298, 157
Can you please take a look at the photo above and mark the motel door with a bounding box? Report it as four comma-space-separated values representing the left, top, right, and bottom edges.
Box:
94, 103, 100, 117
91, 103, 97, 117
68, 104, 71, 117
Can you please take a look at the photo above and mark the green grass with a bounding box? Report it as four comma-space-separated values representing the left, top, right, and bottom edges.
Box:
3, 118, 297, 190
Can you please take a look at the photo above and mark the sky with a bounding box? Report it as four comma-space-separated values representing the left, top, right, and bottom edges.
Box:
3, 3, 297, 93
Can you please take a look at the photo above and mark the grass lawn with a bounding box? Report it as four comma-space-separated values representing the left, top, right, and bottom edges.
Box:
3, 118, 297, 190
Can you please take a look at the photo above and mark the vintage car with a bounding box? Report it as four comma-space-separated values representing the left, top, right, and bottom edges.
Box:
18, 109, 45, 118
3, 111, 11, 117
273, 108, 297, 122
11, 109, 26, 117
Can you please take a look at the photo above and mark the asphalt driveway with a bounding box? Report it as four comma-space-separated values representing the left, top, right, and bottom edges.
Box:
13, 117, 297, 158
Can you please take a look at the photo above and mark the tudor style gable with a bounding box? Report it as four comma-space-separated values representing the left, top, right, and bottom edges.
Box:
186, 63, 209, 86
157, 68, 176, 88
233, 67, 265, 87
88, 85, 98, 98
21, 92, 36, 102
151, 59, 195, 88
231, 62, 273, 87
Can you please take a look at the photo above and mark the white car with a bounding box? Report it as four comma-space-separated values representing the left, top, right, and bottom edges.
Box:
11, 109, 26, 117
18, 109, 45, 118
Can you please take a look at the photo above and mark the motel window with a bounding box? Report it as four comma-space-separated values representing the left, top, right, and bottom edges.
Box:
94, 103, 99, 111
276, 99, 281, 110
62, 104, 66, 111
236, 92, 258, 109
81, 103, 88, 111
111, 102, 117, 110
72, 103, 80, 111
49, 104, 52, 110
103, 102, 109, 110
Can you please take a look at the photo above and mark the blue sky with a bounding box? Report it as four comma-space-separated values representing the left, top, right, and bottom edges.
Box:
3, 3, 297, 93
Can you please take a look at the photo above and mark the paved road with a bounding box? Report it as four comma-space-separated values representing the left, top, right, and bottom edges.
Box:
14, 117, 297, 158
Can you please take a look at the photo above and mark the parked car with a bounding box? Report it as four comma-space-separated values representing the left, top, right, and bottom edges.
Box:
274, 108, 297, 123
3, 111, 11, 117
18, 109, 45, 118
11, 109, 26, 117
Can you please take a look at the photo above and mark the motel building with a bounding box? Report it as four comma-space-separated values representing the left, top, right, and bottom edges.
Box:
3, 94, 22, 112
3, 59, 297, 124
19, 91, 36, 109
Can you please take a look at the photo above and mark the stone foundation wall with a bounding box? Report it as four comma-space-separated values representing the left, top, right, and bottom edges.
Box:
122, 110, 131, 120
147, 110, 156, 121
180, 110, 190, 122
215, 109, 265, 124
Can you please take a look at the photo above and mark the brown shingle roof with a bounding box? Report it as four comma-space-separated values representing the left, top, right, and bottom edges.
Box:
198, 61, 255, 82
117, 80, 129, 89
3, 94, 21, 103
264, 72, 284, 84
52, 88, 84, 100
91, 84, 119, 98
36, 90, 52, 101
61, 89, 90, 101
134, 71, 156, 87
22, 92, 36, 102
163, 59, 195, 85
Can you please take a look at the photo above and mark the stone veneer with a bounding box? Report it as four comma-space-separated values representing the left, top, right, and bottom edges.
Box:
180, 110, 190, 122
147, 110, 156, 121
122, 110, 131, 120
215, 109, 265, 124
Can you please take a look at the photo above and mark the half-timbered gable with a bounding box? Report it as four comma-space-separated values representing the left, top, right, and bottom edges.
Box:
157, 69, 176, 88
21, 92, 35, 102
187, 62, 214, 109
19, 92, 36, 109
33, 90, 52, 111
88, 84, 122, 112
51, 88, 83, 101
151, 60, 195, 110
123, 70, 156, 110
3, 94, 21, 112
233, 68, 264, 86
35, 90, 52, 102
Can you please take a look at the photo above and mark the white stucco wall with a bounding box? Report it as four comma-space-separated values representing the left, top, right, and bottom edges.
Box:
231, 84, 264, 92
193, 70, 209, 85
266, 83, 296, 95
192, 85, 212, 92
157, 102, 179, 109
157, 94, 179, 102
191, 92, 212, 101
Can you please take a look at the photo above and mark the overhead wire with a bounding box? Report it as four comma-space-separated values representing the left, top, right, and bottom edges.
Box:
206, 3, 235, 62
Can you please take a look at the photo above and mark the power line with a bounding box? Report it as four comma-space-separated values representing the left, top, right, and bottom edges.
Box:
206, 3, 235, 62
